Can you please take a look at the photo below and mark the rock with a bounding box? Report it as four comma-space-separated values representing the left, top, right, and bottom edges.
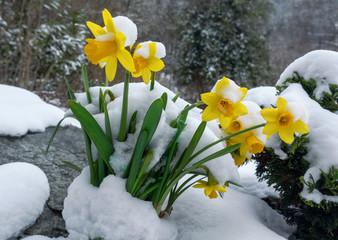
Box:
0, 126, 87, 239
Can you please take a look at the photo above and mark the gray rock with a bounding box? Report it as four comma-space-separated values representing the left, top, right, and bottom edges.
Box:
0, 126, 87, 239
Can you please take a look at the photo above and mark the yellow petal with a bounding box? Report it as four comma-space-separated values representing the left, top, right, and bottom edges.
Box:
292, 120, 309, 134
239, 87, 248, 101
149, 42, 156, 57
115, 31, 127, 49
105, 57, 117, 82
117, 49, 135, 72
277, 97, 287, 113
218, 115, 231, 129
239, 142, 248, 156
141, 68, 151, 84
214, 186, 227, 192
233, 154, 247, 166
262, 122, 278, 135
204, 187, 213, 197
202, 106, 219, 121
148, 58, 165, 72
193, 183, 206, 189
102, 9, 116, 33
87, 21, 106, 37
233, 102, 248, 116
201, 92, 219, 106
215, 76, 230, 93
278, 127, 294, 144
261, 108, 279, 122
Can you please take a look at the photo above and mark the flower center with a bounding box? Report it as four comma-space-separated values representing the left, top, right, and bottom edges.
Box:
228, 120, 242, 133
133, 56, 148, 73
246, 135, 264, 154
278, 112, 294, 128
217, 98, 235, 117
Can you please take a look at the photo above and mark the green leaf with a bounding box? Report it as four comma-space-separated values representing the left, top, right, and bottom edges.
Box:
103, 89, 116, 102
99, 88, 104, 113
68, 100, 114, 165
172, 92, 181, 103
118, 71, 131, 142
46, 115, 74, 154
103, 102, 113, 144
82, 64, 91, 104
97, 155, 105, 186
128, 111, 138, 134
161, 92, 168, 110
126, 130, 148, 192
64, 77, 76, 100
61, 161, 82, 172
82, 128, 97, 187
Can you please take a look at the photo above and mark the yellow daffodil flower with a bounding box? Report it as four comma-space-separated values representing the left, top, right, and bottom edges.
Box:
193, 180, 227, 199
201, 77, 248, 129
260, 97, 309, 144
132, 41, 165, 84
84, 9, 136, 81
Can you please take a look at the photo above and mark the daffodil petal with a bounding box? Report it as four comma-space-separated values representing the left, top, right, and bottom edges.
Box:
261, 108, 279, 122
292, 120, 309, 134
201, 92, 219, 106
148, 58, 165, 72
262, 122, 278, 135
239, 87, 248, 101
278, 127, 294, 144
234, 102, 248, 116
204, 187, 213, 196
215, 76, 230, 93
149, 42, 156, 57
277, 97, 287, 113
193, 184, 206, 189
215, 186, 227, 192
105, 57, 117, 82
102, 9, 116, 33
202, 106, 219, 121
141, 68, 151, 84
87, 21, 106, 37
117, 49, 135, 72
240, 142, 248, 156
218, 115, 231, 129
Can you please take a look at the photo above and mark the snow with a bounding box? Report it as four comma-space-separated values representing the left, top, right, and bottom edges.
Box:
0, 162, 49, 240
113, 16, 137, 47
277, 50, 338, 100
0, 84, 79, 137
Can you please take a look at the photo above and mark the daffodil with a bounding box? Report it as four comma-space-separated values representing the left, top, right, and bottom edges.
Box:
193, 180, 227, 199
225, 101, 267, 165
201, 77, 248, 129
260, 97, 309, 144
132, 41, 165, 84
84, 9, 136, 81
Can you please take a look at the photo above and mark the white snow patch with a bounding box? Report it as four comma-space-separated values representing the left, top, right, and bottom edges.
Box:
0, 84, 79, 137
0, 162, 49, 240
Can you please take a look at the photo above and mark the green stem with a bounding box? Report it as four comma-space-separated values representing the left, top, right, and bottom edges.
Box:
118, 71, 130, 142
150, 72, 156, 91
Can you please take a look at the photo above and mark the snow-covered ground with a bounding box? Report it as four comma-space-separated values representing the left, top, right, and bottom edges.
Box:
0, 83, 294, 240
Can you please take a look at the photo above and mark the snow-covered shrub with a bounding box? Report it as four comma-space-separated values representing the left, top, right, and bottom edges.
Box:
252, 50, 338, 240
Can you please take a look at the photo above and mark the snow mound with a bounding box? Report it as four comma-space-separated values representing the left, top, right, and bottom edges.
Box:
0, 162, 49, 240
0, 84, 79, 137
277, 50, 338, 100
63, 167, 177, 240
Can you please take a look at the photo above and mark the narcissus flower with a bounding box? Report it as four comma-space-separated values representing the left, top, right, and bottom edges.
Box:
260, 97, 309, 144
225, 101, 267, 166
132, 41, 165, 84
84, 9, 136, 81
193, 179, 227, 199
201, 77, 248, 129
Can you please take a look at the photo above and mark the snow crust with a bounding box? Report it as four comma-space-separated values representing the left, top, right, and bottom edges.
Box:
0, 162, 49, 240
113, 16, 137, 47
277, 50, 338, 100
0, 84, 79, 137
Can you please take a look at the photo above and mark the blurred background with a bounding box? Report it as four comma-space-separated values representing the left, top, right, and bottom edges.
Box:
0, 0, 337, 105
